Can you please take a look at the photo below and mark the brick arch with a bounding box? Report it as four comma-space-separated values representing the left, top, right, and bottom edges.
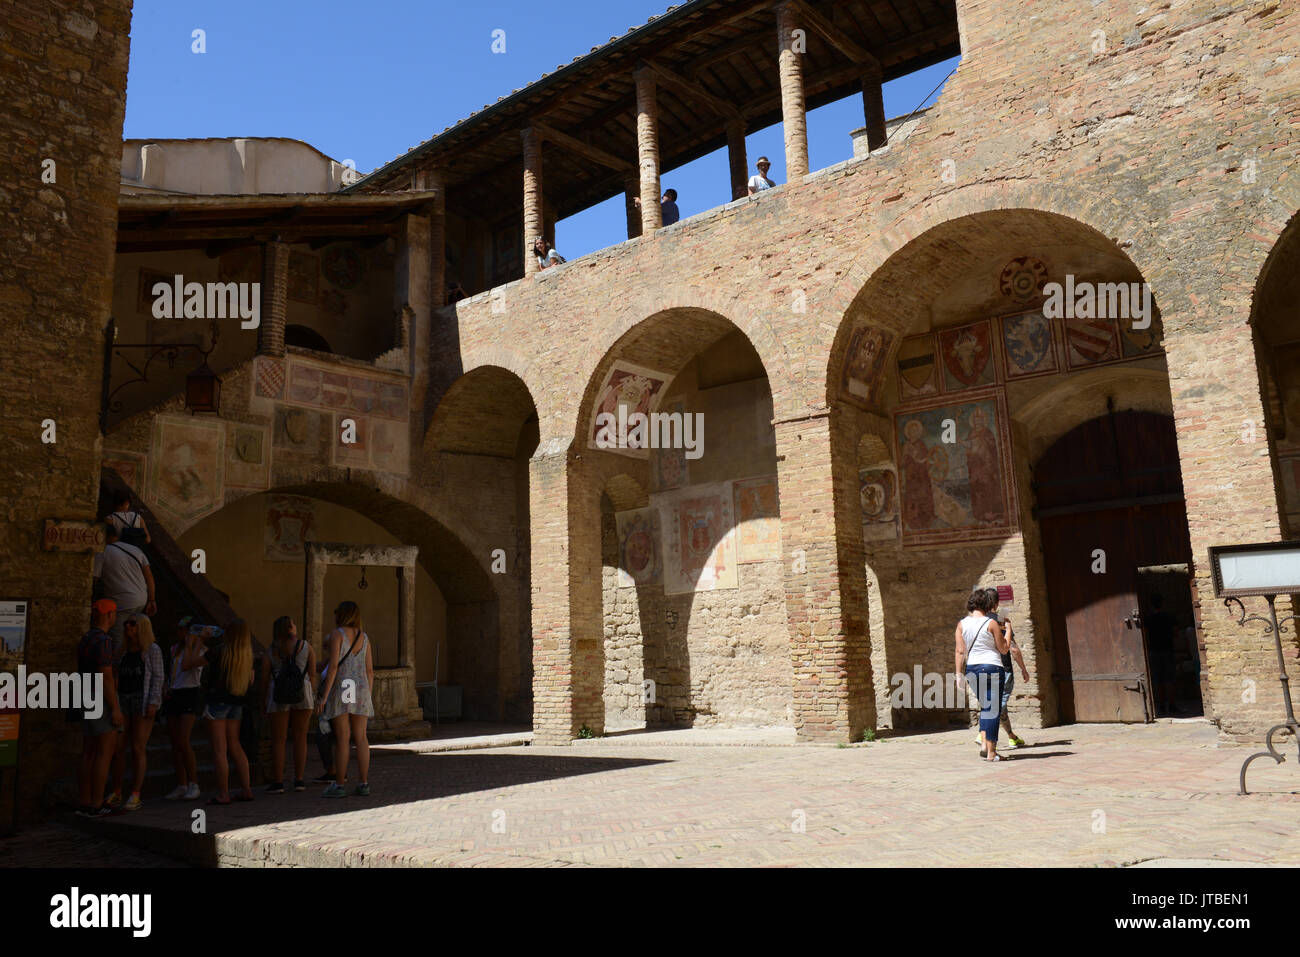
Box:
567, 305, 775, 452
259, 466, 501, 604
820, 180, 1183, 410
427, 364, 539, 458
1234, 165, 1300, 322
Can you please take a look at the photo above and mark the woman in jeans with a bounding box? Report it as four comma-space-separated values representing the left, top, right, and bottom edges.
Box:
259, 616, 316, 793
954, 588, 1011, 762
204, 619, 255, 804
315, 601, 374, 798
162, 618, 205, 800
107, 614, 165, 810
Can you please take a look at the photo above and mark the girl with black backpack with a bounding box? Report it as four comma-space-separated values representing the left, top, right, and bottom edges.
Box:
259, 616, 316, 793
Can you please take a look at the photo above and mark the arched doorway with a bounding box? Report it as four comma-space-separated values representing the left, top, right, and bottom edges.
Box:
1035, 410, 1204, 722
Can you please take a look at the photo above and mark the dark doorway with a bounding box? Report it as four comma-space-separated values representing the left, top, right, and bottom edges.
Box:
1034, 409, 1202, 722
285, 324, 332, 353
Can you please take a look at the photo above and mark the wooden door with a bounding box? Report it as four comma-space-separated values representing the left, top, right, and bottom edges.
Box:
1035, 411, 1194, 723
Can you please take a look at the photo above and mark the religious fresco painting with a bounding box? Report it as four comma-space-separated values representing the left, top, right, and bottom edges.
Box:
859, 467, 899, 542
841, 326, 893, 406
732, 475, 781, 562
264, 494, 316, 562
587, 361, 672, 457
615, 507, 661, 588
147, 415, 225, 525
999, 309, 1059, 380
896, 334, 939, 401
895, 392, 1016, 546
938, 321, 996, 392
661, 483, 738, 594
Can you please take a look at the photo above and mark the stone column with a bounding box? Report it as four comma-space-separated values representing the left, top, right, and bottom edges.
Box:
521, 127, 543, 276
398, 562, 417, 669
634, 67, 662, 233
259, 239, 288, 357
303, 547, 327, 660
775, 411, 875, 742
624, 172, 643, 240
727, 120, 749, 200
415, 167, 446, 308
776, 2, 809, 180
860, 66, 887, 152
529, 449, 605, 743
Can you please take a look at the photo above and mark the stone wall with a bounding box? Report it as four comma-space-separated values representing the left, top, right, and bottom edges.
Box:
0, 0, 133, 826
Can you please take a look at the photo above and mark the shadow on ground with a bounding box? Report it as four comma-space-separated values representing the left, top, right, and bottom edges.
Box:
61, 749, 668, 867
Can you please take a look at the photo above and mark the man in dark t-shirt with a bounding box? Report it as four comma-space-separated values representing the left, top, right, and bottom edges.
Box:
77, 599, 124, 817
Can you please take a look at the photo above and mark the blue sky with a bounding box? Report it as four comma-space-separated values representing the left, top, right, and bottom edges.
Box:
124, 0, 957, 260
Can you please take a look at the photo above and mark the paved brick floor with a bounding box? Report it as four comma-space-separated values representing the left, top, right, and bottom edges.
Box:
10, 720, 1300, 867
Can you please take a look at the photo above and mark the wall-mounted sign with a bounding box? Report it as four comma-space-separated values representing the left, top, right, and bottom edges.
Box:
42, 519, 103, 553
1208, 541, 1300, 598
997, 585, 1015, 605
0, 599, 29, 768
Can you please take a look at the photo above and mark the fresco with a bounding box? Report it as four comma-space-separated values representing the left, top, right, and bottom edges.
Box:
264, 495, 315, 563
860, 467, 899, 542
615, 507, 661, 588
147, 415, 225, 524
841, 326, 893, 405
1000, 309, 1058, 380
588, 361, 672, 457
660, 483, 737, 594
938, 321, 996, 391
896, 334, 939, 401
895, 394, 1016, 545
732, 475, 780, 562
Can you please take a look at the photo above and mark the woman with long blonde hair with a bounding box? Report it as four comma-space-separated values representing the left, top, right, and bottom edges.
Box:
259, 615, 316, 793
315, 601, 374, 798
203, 619, 255, 804
108, 613, 165, 810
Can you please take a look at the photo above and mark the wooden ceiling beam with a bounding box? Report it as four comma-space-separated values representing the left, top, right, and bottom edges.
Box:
787, 0, 880, 70
531, 120, 634, 172
641, 59, 742, 121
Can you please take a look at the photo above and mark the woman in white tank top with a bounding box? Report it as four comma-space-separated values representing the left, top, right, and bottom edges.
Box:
954, 588, 1010, 762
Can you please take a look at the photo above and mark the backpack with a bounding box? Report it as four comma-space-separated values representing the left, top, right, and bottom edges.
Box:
118, 512, 147, 548
272, 639, 306, 704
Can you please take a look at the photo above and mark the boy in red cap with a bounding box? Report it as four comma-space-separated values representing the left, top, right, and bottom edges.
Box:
77, 599, 124, 817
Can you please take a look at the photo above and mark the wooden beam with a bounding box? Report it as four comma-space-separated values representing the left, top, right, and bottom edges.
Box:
788, 0, 879, 69
642, 59, 742, 121
531, 120, 634, 172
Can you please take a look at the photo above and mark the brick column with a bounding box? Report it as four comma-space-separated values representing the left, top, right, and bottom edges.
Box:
530, 449, 605, 743
775, 411, 875, 742
521, 127, 543, 276
398, 563, 417, 669
1164, 274, 1294, 743
727, 120, 748, 200
259, 239, 288, 357
634, 67, 662, 233
623, 171, 642, 239
860, 66, 887, 152
776, 2, 809, 180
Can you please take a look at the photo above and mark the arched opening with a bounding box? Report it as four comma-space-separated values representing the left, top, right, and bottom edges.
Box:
579, 308, 788, 730
426, 365, 540, 725
830, 207, 1193, 731
285, 324, 332, 354
176, 482, 500, 733
1251, 210, 1300, 536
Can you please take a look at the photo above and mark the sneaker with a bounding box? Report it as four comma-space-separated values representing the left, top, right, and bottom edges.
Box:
104, 792, 122, 809
164, 785, 188, 801
1007, 736, 1026, 748
265, 782, 285, 794
123, 794, 142, 811
183, 782, 201, 801
313, 772, 335, 783
322, 783, 346, 798
293, 780, 306, 792
352, 783, 370, 797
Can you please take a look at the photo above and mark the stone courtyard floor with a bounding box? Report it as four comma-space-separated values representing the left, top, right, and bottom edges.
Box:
11, 720, 1300, 867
